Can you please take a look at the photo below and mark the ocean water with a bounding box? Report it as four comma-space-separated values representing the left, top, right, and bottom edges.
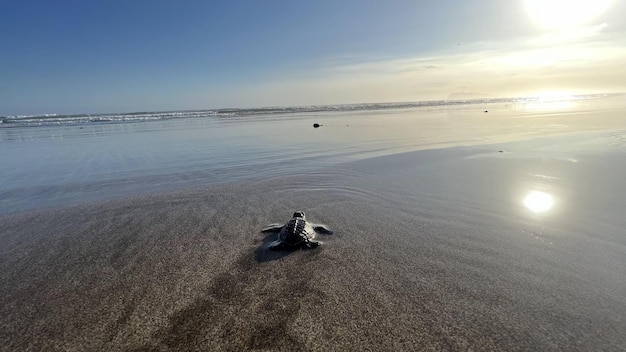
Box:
1, 95, 624, 214
0, 98, 520, 128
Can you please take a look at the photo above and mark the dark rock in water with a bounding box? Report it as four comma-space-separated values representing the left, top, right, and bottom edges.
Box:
313, 123, 321, 128
484, 110, 489, 113
498, 150, 504, 153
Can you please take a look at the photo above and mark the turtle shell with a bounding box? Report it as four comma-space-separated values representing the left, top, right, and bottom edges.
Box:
279, 218, 313, 246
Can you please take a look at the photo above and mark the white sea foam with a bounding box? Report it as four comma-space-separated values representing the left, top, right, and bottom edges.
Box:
2, 94, 610, 128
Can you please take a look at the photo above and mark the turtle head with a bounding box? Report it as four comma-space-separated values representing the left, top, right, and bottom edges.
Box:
292, 211, 306, 220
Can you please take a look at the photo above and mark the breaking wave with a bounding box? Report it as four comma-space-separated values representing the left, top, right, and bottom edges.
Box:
0, 94, 604, 128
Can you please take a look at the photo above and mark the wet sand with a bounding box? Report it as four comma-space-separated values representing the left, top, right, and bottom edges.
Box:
1, 134, 626, 351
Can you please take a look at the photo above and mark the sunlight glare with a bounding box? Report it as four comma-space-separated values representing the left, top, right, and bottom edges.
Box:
533, 91, 576, 102
522, 92, 576, 110
525, 0, 613, 29
524, 191, 554, 213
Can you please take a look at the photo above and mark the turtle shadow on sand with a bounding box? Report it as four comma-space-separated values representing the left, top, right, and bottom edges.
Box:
254, 233, 299, 262
254, 211, 333, 262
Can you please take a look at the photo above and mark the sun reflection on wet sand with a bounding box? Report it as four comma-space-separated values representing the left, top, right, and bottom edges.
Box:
524, 191, 554, 213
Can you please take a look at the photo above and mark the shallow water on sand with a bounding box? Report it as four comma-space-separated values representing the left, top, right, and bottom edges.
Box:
2, 136, 625, 351
2, 96, 626, 350
1, 96, 625, 213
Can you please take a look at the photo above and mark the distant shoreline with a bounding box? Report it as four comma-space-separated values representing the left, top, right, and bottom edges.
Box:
2, 93, 622, 127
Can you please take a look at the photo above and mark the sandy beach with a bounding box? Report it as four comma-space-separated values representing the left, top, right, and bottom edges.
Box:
5, 0, 626, 349
2, 130, 625, 351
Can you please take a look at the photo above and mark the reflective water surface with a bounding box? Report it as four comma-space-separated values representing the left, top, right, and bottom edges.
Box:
1, 95, 625, 214
524, 191, 554, 213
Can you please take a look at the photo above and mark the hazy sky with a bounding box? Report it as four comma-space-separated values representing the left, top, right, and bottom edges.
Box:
2, 0, 625, 114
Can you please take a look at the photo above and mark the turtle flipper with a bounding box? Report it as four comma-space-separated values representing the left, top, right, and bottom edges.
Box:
261, 224, 285, 233
304, 240, 321, 249
313, 225, 333, 234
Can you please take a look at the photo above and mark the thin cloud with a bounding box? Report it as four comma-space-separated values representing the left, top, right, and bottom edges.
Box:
221, 27, 626, 106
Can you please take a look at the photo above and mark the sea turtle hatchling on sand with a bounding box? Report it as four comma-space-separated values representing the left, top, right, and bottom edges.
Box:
261, 211, 333, 250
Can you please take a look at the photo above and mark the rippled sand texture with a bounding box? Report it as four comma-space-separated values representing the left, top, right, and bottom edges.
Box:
2, 134, 625, 351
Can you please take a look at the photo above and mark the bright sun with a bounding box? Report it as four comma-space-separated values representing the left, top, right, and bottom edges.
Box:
525, 0, 614, 29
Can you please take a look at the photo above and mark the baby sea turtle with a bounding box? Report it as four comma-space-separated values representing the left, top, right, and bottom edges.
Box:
261, 211, 333, 250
